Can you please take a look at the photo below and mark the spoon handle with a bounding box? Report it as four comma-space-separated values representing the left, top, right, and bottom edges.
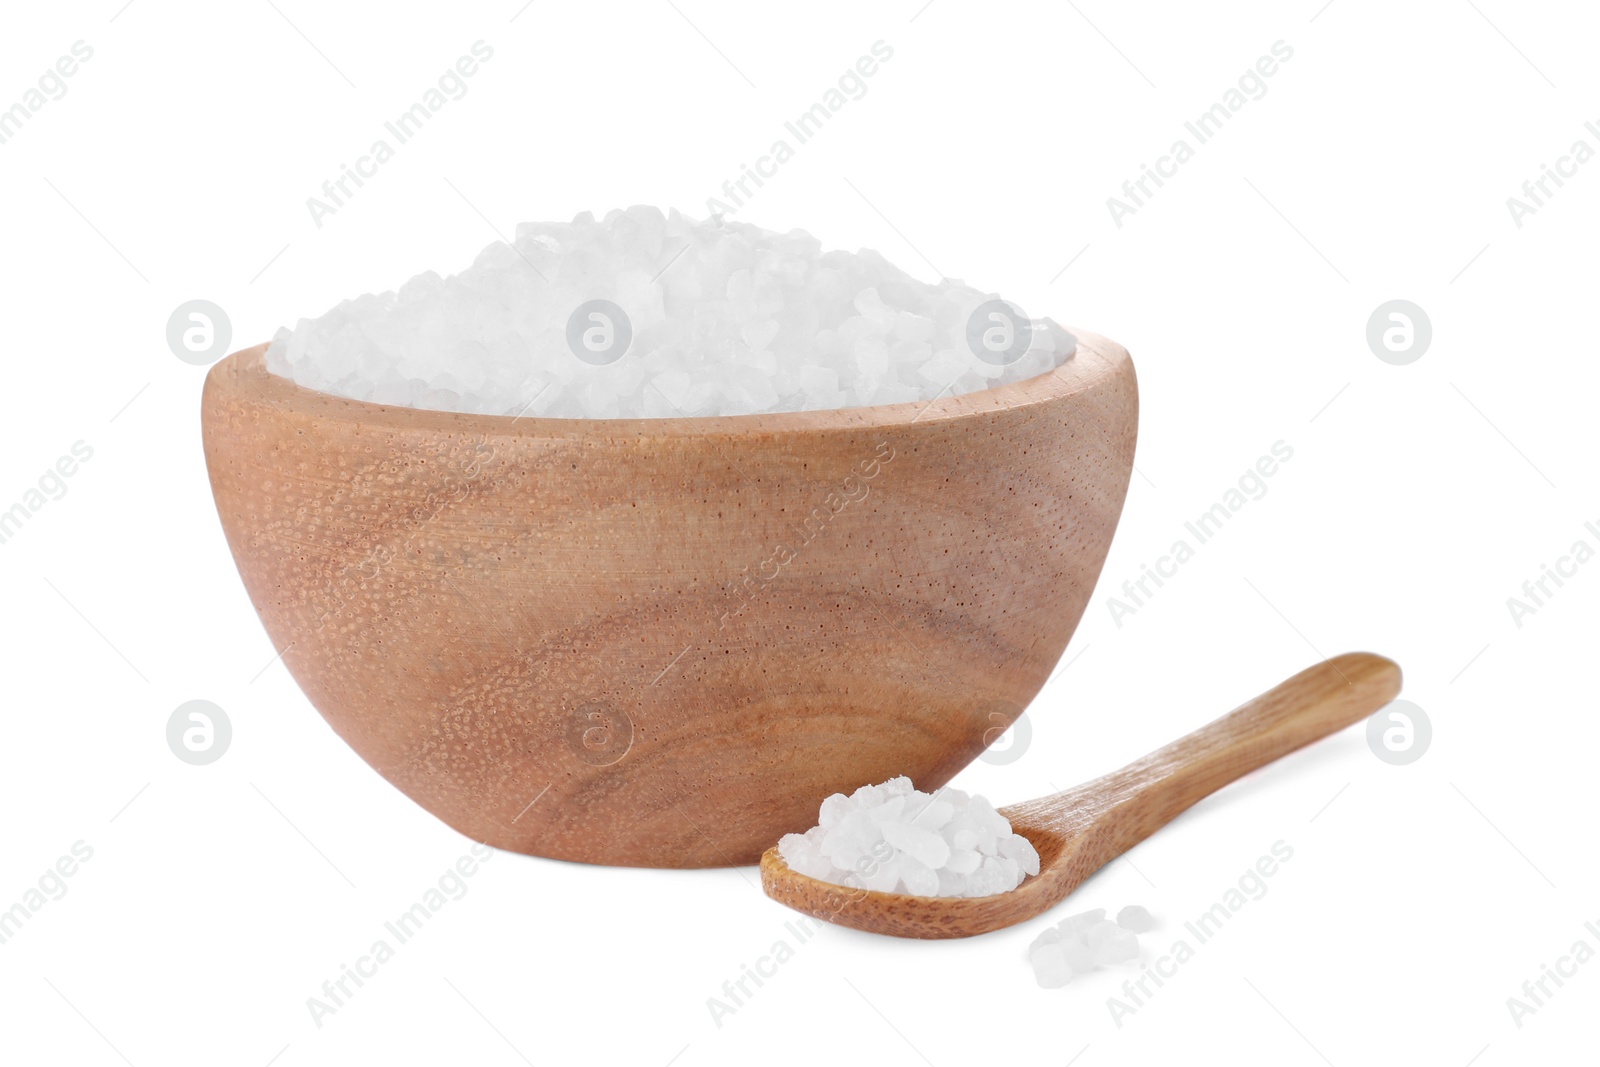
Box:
1008, 652, 1401, 846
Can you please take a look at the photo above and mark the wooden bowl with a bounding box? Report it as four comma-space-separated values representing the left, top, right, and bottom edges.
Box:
200, 333, 1137, 867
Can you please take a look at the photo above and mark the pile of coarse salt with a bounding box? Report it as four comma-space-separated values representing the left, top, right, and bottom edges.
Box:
265, 207, 1075, 418
778, 776, 1040, 898
1028, 905, 1154, 988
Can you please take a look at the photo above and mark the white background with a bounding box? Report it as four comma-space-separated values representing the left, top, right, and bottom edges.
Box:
1, 1, 1595, 1064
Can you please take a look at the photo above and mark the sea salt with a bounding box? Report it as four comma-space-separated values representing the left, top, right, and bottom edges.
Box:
1028, 904, 1154, 987
777, 777, 1040, 898
1087, 920, 1140, 964
265, 208, 1076, 418
1029, 943, 1074, 988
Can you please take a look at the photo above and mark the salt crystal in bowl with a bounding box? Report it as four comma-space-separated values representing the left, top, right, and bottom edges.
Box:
200, 332, 1136, 867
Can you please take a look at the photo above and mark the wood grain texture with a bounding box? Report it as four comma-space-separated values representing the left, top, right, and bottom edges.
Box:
761, 652, 1402, 937
200, 332, 1137, 867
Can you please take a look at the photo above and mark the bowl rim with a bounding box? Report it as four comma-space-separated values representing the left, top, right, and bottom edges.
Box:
209, 329, 1131, 439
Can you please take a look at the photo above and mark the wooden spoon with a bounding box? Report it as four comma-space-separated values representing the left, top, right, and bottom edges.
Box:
760, 651, 1401, 939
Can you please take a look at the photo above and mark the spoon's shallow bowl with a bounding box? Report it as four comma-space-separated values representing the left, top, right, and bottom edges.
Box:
200, 332, 1137, 867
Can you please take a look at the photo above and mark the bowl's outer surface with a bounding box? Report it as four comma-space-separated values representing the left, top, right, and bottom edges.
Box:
200, 334, 1137, 867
